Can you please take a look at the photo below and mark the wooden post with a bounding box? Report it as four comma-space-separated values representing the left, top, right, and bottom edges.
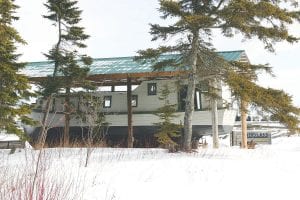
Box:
241, 98, 248, 149
127, 77, 133, 148
211, 100, 219, 148
210, 78, 219, 148
63, 87, 71, 147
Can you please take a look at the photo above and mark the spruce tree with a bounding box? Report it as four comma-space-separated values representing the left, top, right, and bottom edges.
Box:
41, 0, 92, 146
154, 84, 182, 150
0, 0, 34, 138
137, 0, 300, 151
226, 63, 300, 133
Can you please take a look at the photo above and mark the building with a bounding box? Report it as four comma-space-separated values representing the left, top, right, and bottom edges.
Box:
21, 50, 249, 146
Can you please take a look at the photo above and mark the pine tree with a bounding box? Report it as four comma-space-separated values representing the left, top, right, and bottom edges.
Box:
40, 0, 92, 146
0, 0, 34, 138
137, 0, 300, 151
226, 64, 300, 133
154, 84, 182, 150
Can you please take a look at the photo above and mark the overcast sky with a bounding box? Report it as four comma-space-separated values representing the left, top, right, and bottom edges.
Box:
14, 0, 300, 107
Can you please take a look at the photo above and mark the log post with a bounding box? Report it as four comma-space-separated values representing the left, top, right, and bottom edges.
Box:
63, 87, 71, 147
211, 78, 219, 148
241, 98, 248, 149
127, 77, 133, 148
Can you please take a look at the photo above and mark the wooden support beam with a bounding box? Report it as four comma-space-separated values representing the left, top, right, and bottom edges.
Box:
127, 77, 133, 148
211, 78, 219, 149
28, 70, 188, 86
241, 99, 248, 149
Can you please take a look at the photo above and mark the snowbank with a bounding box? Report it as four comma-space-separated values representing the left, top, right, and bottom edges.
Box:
1, 136, 300, 200
0, 133, 19, 141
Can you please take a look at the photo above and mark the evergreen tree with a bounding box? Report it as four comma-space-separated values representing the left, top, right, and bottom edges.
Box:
0, 0, 34, 138
137, 0, 300, 151
226, 63, 300, 133
40, 0, 92, 146
154, 84, 182, 149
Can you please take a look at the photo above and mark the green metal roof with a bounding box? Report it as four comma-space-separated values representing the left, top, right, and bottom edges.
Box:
22, 50, 246, 78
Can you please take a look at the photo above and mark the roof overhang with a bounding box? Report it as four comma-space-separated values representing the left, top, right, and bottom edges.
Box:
29, 70, 188, 86
25, 50, 248, 86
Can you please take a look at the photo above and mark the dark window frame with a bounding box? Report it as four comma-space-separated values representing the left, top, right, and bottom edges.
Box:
103, 96, 112, 108
194, 89, 202, 111
178, 85, 203, 111
147, 83, 157, 96
52, 98, 56, 112
132, 95, 138, 107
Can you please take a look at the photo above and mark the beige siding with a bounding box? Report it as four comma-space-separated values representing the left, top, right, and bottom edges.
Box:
99, 80, 178, 112
29, 109, 236, 128
38, 79, 231, 113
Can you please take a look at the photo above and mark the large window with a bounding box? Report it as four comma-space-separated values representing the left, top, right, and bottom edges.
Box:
147, 83, 157, 95
178, 86, 203, 111
103, 96, 112, 108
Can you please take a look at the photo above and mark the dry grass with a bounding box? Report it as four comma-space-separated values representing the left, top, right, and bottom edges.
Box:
0, 149, 84, 200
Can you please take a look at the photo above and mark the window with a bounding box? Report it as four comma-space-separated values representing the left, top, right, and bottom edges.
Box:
147, 83, 157, 95
195, 89, 202, 110
52, 98, 56, 112
178, 86, 187, 111
103, 96, 112, 108
178, 85, 202, 111
132, 95, 138, 107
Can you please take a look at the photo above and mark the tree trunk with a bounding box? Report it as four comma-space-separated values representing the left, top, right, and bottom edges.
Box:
63, 87, 71, 146
183, 33, 199, 152
241, 99, 248, 149
38, 17, 62, 148
53, 18, 62, 77
37, 95, 53, 148
127, 77, 133, 148
211, 78, 219, 148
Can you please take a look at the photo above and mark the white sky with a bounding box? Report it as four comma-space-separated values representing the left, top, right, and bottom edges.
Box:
14, 0, 300, 107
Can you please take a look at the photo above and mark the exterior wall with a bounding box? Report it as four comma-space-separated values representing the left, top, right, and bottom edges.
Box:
26, 109, 236, 129
27, 79, 237, 137
100, 79, 178, 113
37, 79, 232, 113
193, 81, 224, 110
220, 81, 233, 108
201, 94, 210, 110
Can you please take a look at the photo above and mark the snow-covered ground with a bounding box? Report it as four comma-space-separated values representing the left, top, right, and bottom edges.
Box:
0, 133, 19, 141
1, 135, 300, 200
